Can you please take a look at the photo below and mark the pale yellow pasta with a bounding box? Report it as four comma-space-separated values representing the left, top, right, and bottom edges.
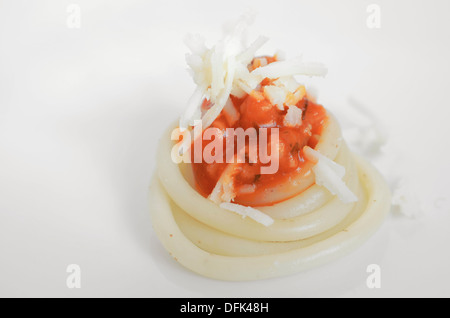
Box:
149, 155, 390, 281
149, 114, 391, 280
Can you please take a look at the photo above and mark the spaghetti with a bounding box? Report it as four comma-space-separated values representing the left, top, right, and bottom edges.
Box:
149, 15, 391, 281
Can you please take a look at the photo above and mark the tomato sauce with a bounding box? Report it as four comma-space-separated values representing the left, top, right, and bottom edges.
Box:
190, 57, 327, 206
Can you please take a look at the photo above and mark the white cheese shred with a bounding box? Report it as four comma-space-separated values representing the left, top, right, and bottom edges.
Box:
303, 146, 358, 203
181, 14, 328, 131
251, 59, 328, 79
219, 202, 275, 227
284, 105, 303, 127
263, 85, 287, 110
208, 162, 239, 204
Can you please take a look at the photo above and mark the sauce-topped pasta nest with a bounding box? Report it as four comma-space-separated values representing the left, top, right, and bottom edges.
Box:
149, 14, 391, 281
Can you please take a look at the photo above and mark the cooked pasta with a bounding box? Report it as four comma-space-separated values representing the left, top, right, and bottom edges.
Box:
149, 14, 391, 280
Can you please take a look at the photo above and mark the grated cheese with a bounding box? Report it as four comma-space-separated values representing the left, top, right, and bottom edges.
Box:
303, 146, 358, 203
284, 105, 303, 127
219, 202, 274, 226
208, 162, 240, 204
181, 14, 328, 131
263, 85, 288, 110
273, 76, 301, 93
223, 98, 240, 125
251, 58, 327, 79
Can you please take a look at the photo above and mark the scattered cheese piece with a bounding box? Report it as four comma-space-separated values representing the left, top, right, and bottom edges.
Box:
209, 180, 223, 204
237, 36, 269, 64
223, 98, 240, 125
239, 184, 256, 194
209, 176, 236, 204
264, 85, 287, 110
284, 105, 303, 127
303, 146, 357, 203
181, 14, 328, 131
286, 85, 306, 106
208, 162, 240, 203
209, 160, 273, 227
391, 176, 423, 218
274, 50, 286, 61
273, 76, 300, 93
179, 87, 203, 130
220, 202, 274, 226
251, 58, 327, 79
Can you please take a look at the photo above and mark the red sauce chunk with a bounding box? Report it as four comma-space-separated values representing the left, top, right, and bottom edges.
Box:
189, 57, 327, 206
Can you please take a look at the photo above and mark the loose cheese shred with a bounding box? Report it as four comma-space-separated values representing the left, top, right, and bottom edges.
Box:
208, 162, 239, 204
219, 202, 275, 227
181, 13, 327, 131
263, 85, 288, 110
284, 105, 303, 127
251, 58, 328, 79
303, 146, 358, 203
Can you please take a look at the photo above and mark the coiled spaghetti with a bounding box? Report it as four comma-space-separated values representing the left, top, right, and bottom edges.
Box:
149, 114, 391, 281
149, 15, 391, 281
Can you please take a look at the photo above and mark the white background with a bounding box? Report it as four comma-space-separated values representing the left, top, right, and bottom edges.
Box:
0, 0, 449, 297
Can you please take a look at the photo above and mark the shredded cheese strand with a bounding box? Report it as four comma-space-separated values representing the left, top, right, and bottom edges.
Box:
304, 146, 357, 203
181, 15, 328, 131
220, 202, 275, 227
